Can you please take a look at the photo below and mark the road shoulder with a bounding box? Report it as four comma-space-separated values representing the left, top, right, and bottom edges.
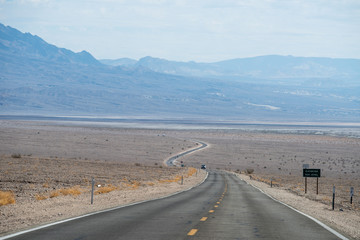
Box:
0, 168, 207, 237
235, 173, 359, 240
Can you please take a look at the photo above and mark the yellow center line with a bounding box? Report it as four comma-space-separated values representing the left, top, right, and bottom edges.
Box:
217, 201, 220, 204
200, 217, 208, 221
214, 205, 218, 208
209, 209, 214, 213
187, 229, 198, 236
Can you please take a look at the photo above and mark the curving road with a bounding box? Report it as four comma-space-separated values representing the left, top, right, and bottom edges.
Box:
166, 140, 208, 166
3, 171, 345, 240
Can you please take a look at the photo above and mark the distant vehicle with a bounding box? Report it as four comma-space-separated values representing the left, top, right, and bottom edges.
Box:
201, 164, 206, 169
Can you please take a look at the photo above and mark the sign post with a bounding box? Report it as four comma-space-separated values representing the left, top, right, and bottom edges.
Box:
332, 186, 335, 210
350, 187, 354, 205
303, 169, 321, 194
316, 177, 319, 195
303, 164, 309, 194
91, 177, 95, 205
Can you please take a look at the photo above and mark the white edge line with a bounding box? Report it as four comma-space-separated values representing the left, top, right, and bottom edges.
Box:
240, 178, 349, 240
0, 171, 209, 240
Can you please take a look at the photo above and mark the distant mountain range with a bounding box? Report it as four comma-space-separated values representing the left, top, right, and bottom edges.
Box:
0, 24, 99, 66
1, 23, 359, 122
101, 55, 360, 81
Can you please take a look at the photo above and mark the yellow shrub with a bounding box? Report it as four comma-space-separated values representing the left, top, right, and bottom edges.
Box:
49, 191, 61, 198
35, 194, 48, 200
0, 191, 16, 206
158, 175, 182, 184
174, 175, 182, 182
59, 187, 82, 196
130, 181, 141, 189
49, 186, 83, 198
187, 167, 196, 177
95, 184, 117, 195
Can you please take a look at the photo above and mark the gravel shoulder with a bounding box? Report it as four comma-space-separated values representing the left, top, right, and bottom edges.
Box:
237, 173, 360, 240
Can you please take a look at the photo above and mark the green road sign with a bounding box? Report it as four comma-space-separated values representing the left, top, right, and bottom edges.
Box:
303, 169, 321, 178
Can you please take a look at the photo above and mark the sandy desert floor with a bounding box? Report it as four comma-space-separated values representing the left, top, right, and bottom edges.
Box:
0, 120, 359, 238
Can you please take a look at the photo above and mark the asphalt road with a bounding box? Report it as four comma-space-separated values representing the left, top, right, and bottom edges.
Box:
4, 171, 344, 240
166, 141, 208, 166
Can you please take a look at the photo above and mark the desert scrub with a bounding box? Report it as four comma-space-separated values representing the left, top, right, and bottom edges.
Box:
129, 181, 141, 189
246, 168, 254, 174
39, 186, 84, 199
0, 191, 16, 206
123, 180, 142, 190
186, 167, 196, 177
35, 194, 48, 201
58, 187, 82, 196
158, 175, 182, 184
11, 154, 21, 158
146, 182, 155, 186
95, 184, 117, 194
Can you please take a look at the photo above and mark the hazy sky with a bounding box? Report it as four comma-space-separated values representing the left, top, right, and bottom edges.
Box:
1, 0, 359, 62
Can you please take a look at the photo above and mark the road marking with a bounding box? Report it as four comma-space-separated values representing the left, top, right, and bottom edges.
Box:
214, 205, 218, 208
217, 201, 220, 204
209, 210, 214, 213
200, 217, 208, 221
187, 229, 198, 236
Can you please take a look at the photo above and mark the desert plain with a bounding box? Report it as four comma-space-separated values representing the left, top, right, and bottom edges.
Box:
0, 120, 359, 238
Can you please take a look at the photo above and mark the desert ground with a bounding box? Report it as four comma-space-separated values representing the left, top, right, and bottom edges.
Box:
0, 120, 359, 238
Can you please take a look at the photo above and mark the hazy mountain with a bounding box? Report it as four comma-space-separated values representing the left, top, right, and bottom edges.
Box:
102, 55, 360, 81
1, 23, 359, 122
0, 23, 100, 65
100, 58, 137, 67
211, 56, 360, 79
